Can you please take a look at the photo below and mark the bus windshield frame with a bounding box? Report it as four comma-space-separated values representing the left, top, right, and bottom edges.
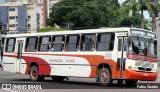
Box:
128, 36, 157, 57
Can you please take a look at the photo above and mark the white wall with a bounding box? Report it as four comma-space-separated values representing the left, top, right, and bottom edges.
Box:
27, 5, 37, 31
27, 5, 43, 32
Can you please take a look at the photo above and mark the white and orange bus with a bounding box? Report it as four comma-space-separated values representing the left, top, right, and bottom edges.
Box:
1, 27, 158, 86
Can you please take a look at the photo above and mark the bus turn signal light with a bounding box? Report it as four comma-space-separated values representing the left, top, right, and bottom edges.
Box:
128, 66, 133, 69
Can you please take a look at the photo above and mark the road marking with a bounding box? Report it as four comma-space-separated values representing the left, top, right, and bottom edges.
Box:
2, 89, 17, 92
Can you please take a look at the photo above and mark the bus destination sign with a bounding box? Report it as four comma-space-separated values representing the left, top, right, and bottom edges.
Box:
131, 29, 156, 38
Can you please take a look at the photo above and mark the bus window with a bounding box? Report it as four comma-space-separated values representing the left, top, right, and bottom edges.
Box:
81, 34, 96, 51
97, 33, 115, 51
39, 36, 51, 52
54, 36, 65, 51
5, 38, 15, 52
66, 35, 80, 51
25, 37, 38, 52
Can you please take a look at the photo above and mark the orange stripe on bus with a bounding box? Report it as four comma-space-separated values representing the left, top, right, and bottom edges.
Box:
4, 54, 117, 78
22, 53, 117, 78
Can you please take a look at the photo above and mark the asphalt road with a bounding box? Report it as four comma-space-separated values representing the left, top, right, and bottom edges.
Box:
0, 67, 160, 92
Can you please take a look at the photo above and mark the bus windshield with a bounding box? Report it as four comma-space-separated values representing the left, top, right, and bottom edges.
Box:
148, 39, 157, 57
129, 36, 157, 57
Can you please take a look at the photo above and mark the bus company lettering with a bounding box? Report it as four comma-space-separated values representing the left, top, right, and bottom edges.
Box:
49, 59, 62, 62
49, 59, 75, 63
66, 59, 75, 62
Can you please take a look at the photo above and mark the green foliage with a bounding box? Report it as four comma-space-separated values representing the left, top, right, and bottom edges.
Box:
118, 13, 150, 29
47, 0, 159, 30
38, 26, 64, 32
121, 0, 160, 29
47, 0, 121, 29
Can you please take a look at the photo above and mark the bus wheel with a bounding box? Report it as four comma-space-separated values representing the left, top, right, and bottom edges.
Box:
98, 68, 112, 87
125, 79, 137, 86
30, 66, 45, 82
51, 76, 65, 82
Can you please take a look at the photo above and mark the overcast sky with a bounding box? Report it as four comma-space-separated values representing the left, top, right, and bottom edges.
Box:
0, 0, 4, 4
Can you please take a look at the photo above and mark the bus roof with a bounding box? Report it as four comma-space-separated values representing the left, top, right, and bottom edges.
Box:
3, 27, 152, 38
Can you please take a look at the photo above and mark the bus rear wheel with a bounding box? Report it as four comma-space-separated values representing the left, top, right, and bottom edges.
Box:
125, 79, 138, 86
30, 66, 45, 82
98, 68, 112, 87
51, 76, 65, 82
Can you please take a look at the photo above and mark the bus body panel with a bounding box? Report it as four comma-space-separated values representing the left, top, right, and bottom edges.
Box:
3, 53, 158, 80
3, 52, 116, 78
3, 56, 15, 73
126, 69, 158, 81
1, 27, 158, 82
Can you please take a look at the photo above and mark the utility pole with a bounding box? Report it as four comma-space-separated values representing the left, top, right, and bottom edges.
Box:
43, 0, 48, 28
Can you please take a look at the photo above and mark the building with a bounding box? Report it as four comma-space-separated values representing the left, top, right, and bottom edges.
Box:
0, 0, 60, 33
5, 0, 41, 4
0, 0, 43, 34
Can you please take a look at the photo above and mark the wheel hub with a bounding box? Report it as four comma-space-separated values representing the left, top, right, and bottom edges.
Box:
31, 70, 37, 79
101, 72, 108, 83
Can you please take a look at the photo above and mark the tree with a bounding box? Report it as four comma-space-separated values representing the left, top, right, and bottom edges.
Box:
47, 0, 153, 30
47, 0, 121, 29
121, 0, 160, 30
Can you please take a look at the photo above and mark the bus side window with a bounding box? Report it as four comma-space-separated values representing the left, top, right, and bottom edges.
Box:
66, 35, 80, 51
39, 36, 51, 52
54, 36, 65, 51
97, 33, 115, 51
25, 37, 38, 52
81, 34, 96, 51
5, 38, 15, 52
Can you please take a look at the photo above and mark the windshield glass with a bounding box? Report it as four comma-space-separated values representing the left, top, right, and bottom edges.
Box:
130, 37, 139, 54
148, 39, 157, 57
129, 36, 157, 57
138, 37, 148, 56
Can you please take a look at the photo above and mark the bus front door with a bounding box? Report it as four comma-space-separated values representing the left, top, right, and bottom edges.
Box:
116, 37, 127, 78
16, 40, 23, 73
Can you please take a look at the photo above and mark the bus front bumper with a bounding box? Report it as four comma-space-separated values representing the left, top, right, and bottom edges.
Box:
126, 70, 158, 81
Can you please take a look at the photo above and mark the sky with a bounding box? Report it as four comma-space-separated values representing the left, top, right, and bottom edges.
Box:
0, 0, 4, 4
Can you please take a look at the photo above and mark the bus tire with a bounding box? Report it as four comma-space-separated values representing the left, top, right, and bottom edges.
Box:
125, 79, 137, 86
98, 68, 112, 87
51, 76, 65, 82
30, 66, 45, 82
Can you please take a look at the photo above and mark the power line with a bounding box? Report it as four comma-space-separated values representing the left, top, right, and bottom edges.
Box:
51, 3, 120, 8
